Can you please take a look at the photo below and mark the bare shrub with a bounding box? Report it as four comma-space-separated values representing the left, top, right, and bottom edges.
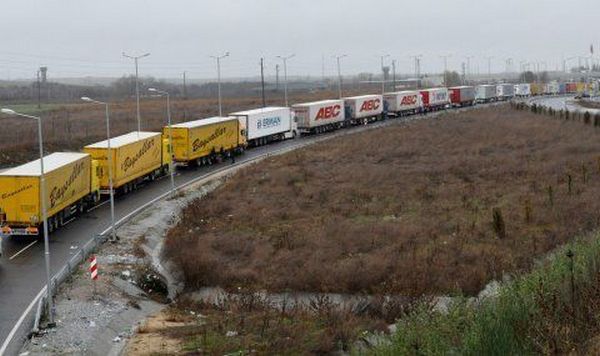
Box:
165, 106, 600, 296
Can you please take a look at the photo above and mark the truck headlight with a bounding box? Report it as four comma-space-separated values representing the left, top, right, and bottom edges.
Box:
30, 215, 39, 225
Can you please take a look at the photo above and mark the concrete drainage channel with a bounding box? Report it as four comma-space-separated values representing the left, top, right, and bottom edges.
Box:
3, 101, 504, 355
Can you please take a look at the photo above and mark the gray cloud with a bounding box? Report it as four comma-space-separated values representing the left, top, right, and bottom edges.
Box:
0, 0, 597, 79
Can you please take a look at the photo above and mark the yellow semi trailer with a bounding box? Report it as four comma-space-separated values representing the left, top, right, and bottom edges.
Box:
0, 152, 100, 236
84, 131, 171, 194
165, 117, 246, 165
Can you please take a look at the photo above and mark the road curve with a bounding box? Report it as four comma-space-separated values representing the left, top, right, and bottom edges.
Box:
0, 104, 491, 355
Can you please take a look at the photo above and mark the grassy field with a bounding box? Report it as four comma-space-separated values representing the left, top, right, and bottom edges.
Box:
165, 106, 600, 297
0, 89, 363, 167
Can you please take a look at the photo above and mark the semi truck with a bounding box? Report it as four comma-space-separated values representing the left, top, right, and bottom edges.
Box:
496, 84, 515, 100
530, 83, 544, 96
343, 94, 384, 125
476, 85, 497, 103
83, 132, 171, 195
383, 90, 422, 116
292, 99, 345, 134
515, 83, 532, 97
166, 117, 246, 166
0, 152, 100, 236
544, 82, 559, 95
229, 107, 297, 146
420, 88, 449, 111
448, 86, 475, 107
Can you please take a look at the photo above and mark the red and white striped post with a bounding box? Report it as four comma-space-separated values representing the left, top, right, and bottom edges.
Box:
90, 255, 98, 297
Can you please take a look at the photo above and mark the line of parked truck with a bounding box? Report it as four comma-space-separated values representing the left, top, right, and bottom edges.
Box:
0, 80, 589, 244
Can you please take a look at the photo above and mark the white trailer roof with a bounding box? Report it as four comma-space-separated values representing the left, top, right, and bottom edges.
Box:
85, 131, 160, 149
292, 99, 341, 107
171, 117, 232, 129
344, 94, 381, 100
229, 106, 289, 116
0, 152, 89, 177
384, 90, 420, 95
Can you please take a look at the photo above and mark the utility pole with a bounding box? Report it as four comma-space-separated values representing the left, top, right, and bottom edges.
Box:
485, 56, 493, 83
334, 54, 347, 99
321, 54, 325, 84
410, 55, 422, 89
440, 54, 451, 86
260, 58, 266, 107
275, 64, 280, 90
36, 70, 41, 109
392, 59, 396, 92
182, 71, 187, 100
465, 56, 474, 84
380, 54, 390, 94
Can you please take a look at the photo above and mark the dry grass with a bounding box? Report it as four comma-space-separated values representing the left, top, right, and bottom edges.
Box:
0, 89, 361, 167
165, 105, 600, 296
149, 294, 391, 355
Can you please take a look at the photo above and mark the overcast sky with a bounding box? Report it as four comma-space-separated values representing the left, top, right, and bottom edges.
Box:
0, 0, 598, 80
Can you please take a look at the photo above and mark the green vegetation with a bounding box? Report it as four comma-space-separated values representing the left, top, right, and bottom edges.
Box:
375, 232, 600, 355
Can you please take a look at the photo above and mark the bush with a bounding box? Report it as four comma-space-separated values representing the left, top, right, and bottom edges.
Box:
375, 233, 600, 355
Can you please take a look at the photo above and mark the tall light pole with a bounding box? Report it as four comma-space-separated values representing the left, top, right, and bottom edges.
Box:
81, 97, 117, 243
409, 55, 422, 89
440, 54, 452, 86
122, 52, 150, 133
465, 56, 474, 83
334, 54, 347, 99
148, 88, 176, 196
210, 52, 229, 116
391, 59, 397, 91
1, 108, 54, 325
379, 54, 390, 94
485, 56, 494, 83
276, 54, 295, 106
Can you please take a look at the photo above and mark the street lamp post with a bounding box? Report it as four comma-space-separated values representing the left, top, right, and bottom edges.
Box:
148, 88, 176, 196
122, 52, 150, 132
380, 54, 390, 94
485, 56, 494, 83
440, 54, 452, 86
334, 54, 347, 99
0, 108, 54, 325
210, 52, 230, 116
81, 97, 117, 242
277, 54, 295, 106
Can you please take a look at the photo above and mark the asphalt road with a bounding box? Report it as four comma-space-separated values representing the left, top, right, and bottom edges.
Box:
530, 95, 600, 114
0, 102, 502, 355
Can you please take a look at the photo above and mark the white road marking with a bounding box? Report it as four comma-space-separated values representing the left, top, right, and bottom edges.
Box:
86, 200, 109, 212
0, 287, 46, 356
9, 240, 38, 261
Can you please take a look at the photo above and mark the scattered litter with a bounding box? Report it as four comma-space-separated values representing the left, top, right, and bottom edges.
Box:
113, 336, 121, 343
70, 245, 78, 250
121, 270, 131, 278
226, 331, 238, 337
89, 321, 96, 328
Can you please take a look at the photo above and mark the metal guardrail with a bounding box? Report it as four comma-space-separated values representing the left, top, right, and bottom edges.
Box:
33, 233, 106, 334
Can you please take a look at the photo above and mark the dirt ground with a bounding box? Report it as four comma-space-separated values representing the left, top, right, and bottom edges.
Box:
165, 106, 600, 296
